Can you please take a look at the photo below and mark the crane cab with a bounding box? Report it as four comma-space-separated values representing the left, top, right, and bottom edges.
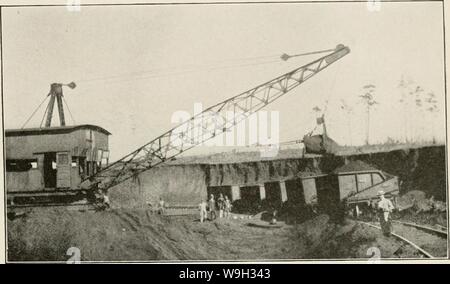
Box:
5, 125, 110, 205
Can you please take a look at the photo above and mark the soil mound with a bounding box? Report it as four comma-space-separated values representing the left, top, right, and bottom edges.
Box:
8, 208, 219, 261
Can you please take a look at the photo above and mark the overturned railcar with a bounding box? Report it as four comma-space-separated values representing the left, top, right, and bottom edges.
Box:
315, 161, 399, 215
206, 160, 399, 215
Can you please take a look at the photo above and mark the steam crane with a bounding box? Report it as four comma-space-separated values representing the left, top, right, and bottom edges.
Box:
82, 44, 350, 192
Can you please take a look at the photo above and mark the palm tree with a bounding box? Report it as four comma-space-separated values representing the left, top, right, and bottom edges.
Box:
360, 84, 378, 145
425, 92, 438, 143
340, 99, 353, 146
398, 76, 415, 143
399, 77, 408, 142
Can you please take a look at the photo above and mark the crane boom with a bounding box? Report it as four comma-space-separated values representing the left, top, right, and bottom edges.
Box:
82, 44, 350, 191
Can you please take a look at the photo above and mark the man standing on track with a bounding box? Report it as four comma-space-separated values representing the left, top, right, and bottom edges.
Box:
377, 190, 395, 236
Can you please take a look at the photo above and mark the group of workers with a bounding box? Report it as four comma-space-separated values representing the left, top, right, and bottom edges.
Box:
199, 190, 396, 232
155, 193, 232, 222
118, 188, 395, 238
199, 193, 232, 222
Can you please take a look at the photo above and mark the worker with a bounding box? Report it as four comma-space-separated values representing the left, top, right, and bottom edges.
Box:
224, 195, 232, 218
208, 194, 216, 220
270, 210, 278, 225
377, 191, 395, 236
199, 199, 208, 223
158, 197, 166, 215
354, 204, 361, 218
102, 189, 110, 209
217, 193, 225, 218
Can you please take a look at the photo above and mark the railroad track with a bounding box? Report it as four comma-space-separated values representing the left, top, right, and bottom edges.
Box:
358, 220, 448, 258
7, 203, 98, 219
8, 202, 95, 210
163, 206, 199, 216
392, 220, 447, 237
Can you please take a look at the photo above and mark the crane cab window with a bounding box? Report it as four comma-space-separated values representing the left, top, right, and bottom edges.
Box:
71, 157, 78, 167
6, 159, 37, 172
338, 172, 385, 196
338, 175, 357, 198
372, 172, 384, 185
357, 174, 372, 191
57, 153, 69, 165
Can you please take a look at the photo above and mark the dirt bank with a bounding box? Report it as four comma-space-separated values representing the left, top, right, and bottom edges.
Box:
108, 164, 207, 209
206, 145, 446, 200
106, 145, 445, 208
8, 209, 419, 262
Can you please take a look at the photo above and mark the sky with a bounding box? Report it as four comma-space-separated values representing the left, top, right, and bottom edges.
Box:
2, 1, 446, 161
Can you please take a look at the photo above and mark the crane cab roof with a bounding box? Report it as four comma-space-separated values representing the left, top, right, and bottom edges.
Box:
332, 160, 380, 175
5, 124, 111, 137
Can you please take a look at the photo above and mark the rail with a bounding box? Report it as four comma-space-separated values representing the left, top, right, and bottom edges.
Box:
358, 221, 435, 258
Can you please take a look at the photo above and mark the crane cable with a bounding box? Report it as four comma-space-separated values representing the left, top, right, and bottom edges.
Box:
77, 48, 335, 85
62, 95, 77, 125
241, 47, 345, 148
73, 47, 339, 148
77, 54, 281, 84
78, 58, 282, 85
21, 95, 49, 129
18, 54, 288, 128
262, 47, 343, 145
280, 48, 336, 61
39, 101, 51, 128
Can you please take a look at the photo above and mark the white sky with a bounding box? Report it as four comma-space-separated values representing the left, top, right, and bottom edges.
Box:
2, 2, 446, 161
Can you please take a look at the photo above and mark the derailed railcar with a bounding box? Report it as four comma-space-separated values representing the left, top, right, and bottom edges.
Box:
206, 160, 399, 217
314, 161, 399, 215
